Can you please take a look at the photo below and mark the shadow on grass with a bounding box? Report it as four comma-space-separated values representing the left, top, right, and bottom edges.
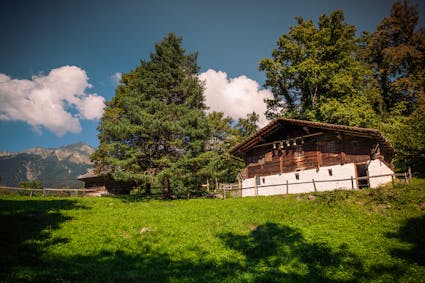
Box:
0, 199, 87, 281
220, 223, 366, 282
387, 215, 425, 266
1, 220, 413, 282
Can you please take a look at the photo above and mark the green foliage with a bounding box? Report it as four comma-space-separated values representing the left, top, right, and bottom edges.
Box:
204, 112, 244, 185
259, 10, 373, 119
236, 112, 259, 138
366, 0, 425, 114
260, 1, 425, 175
18, 180, 43, 189
365, 0, 425, 174
379, 102, 425, 173
92, 33, 209, 197
1, 179, 425, 282
314, 95, 380, 128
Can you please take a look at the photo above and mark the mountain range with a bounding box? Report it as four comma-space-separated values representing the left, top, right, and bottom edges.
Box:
0, 142, 95, 188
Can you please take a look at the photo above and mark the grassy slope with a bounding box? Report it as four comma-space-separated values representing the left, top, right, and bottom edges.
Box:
1, 180, 424, 282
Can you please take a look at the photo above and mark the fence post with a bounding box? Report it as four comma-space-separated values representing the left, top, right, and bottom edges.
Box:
286, 180, 289, 194
222, 184, 226, 200
351, 176, 354, 190
43, 188, 46, 197
254, 176, 258, 196
391, 175, 395, 189
408, 166, 412, 182
312, 179, 317, 192
404, 172, 408, 185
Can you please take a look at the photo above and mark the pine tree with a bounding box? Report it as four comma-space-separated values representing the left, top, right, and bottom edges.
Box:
92, 33, 209, 197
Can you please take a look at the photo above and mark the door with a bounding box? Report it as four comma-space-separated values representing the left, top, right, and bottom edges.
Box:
356, 163, 369, 189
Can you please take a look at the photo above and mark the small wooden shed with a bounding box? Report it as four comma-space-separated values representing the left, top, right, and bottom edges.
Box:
230, 118, 395, 196
77, 169, 133, 196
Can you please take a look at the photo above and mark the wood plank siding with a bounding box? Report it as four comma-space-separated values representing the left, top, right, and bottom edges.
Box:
231, 118, 395, 180
244, 131, 392, 179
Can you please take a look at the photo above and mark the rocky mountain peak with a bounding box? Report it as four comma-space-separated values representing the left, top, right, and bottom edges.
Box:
0, 142, 96, 188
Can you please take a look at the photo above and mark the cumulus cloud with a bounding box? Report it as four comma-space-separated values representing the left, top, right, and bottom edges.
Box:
0, 66, 105, 136
199, 69, 272, 127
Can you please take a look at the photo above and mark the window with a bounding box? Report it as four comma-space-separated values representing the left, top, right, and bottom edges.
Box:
328, 169, 333, 176
327, 141, 337, 153
295, 173, 300, 180
262, 177, 266, 184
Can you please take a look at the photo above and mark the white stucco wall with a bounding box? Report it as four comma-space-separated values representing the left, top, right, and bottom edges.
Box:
241, 161, 394, 197
367, 159, 394, 188
242, 164, 356, 196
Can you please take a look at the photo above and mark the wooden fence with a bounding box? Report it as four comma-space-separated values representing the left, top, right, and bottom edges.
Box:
217, 171, 412, 198
0, 170, 412, 199
217, 183, 242, 199
0, 186, 100, 197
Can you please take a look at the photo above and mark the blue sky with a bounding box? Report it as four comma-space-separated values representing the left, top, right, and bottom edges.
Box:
1, 0, 424, 152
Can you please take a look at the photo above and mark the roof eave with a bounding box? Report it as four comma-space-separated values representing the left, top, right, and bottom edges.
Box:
230, 118, 395, 155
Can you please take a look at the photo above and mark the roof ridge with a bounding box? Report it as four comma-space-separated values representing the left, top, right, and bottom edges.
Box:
230, 118, 394, 156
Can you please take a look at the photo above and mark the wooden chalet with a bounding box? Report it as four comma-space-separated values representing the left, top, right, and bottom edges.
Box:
230, 118, 395, 196
77, 169, 133, 196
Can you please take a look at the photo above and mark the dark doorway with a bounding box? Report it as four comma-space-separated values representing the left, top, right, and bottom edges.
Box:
356, 164, 369, 189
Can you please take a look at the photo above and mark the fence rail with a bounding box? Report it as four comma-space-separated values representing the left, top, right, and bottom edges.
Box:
219, 172, 411, 198
0, 186, 99, 197
0, 171, 412, 199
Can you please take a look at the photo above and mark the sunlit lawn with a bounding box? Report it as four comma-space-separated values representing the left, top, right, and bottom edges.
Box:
1, 179, 424, 282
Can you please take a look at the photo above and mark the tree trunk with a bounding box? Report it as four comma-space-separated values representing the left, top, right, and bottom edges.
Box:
145, 182, 151, 195
163, 177, 171, 199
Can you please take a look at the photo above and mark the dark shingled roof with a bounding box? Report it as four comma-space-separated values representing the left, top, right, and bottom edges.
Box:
230, 118, 395, 157
77, 168, 110, 181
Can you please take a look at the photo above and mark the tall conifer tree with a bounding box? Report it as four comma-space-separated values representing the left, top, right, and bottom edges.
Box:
92, 33, 209, 197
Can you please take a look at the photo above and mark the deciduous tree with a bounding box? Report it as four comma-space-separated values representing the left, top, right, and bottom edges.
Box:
366, 0, 425, 114
259, 10, 374, 119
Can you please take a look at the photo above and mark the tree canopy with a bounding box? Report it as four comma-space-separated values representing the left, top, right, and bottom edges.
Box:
259, 0, 425, 174
259, 10, 374, 120
92, 33, 210, 197
92, 34, 254, 196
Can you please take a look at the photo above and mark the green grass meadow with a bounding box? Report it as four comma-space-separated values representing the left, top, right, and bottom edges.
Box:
1, 180, 424, 282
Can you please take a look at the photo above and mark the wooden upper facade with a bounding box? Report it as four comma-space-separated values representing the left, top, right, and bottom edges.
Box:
230, 118, 395, 179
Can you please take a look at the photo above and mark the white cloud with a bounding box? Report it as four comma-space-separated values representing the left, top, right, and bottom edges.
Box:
0, 66, 105, 136
77, 94, 106, 120
199, 69, 272, 127
111, 72, 122, 86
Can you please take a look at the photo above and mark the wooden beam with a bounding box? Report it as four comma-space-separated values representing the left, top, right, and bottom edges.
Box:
316, 141, 322, 168
279, 154, 284, 174
251, 132, 324, 150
